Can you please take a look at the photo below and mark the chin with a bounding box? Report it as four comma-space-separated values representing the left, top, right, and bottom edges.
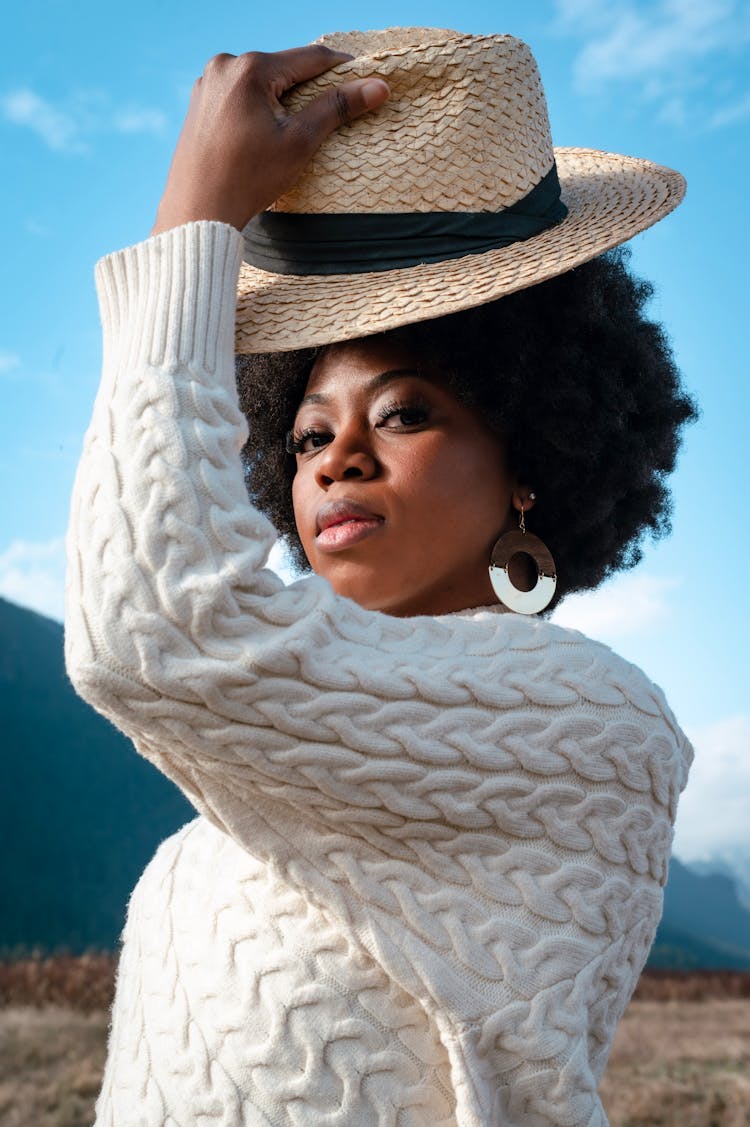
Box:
332, 578, 424, 617
337, 584, 397, 614
331, 581, 436, 618
315, 562, 391, 612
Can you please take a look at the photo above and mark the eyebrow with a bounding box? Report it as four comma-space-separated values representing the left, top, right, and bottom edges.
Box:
297, 368, 421, 409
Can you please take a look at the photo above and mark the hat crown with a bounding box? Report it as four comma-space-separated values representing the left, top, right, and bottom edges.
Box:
237, 26, 685, 353
272, 29, 555, 215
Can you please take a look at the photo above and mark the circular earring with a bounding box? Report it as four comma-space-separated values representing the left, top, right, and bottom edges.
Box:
489, 502, 557, 615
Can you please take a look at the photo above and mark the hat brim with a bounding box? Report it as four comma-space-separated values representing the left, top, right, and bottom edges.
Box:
235, 147, 685, 354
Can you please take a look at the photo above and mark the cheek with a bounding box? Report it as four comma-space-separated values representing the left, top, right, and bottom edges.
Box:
291, 471, 309, 536
404, 437, 509, 523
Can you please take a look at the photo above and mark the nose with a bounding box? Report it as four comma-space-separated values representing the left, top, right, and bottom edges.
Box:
314, 424, 379, 487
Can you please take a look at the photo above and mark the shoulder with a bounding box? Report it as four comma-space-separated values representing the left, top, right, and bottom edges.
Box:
526, 613, 693, 781
497, 611, 683, 714
486, 612, 692, 774
123, 816, 252, 928
449, 608, 686, 722
547, 617, 687, 731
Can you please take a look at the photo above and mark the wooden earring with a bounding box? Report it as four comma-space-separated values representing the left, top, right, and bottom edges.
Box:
489, 501, 557, 614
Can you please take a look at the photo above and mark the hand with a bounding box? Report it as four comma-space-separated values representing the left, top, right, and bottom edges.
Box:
151, 45, 389, 235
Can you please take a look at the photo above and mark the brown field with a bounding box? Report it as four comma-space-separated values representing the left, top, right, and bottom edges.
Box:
0, 955, 116, 1015
600, 997, 750, 1126
0, 958, 748, 1126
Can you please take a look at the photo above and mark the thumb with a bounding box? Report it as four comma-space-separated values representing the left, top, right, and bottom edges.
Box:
292, 77, 390, 149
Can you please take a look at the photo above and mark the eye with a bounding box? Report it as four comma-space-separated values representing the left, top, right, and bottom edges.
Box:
285, 427, 332, 455
377, 399, 431, 429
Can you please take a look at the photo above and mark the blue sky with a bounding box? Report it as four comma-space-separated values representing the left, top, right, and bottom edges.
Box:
2, 0, 749, 871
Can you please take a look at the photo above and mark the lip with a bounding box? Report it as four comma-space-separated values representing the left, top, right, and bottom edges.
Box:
314, 498, 384, 553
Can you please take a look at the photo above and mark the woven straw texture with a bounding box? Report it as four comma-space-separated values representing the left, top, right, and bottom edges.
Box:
235, 28, 685, 353
274, 31, 554, 214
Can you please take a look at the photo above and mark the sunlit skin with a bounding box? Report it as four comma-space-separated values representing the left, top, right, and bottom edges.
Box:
290, 338, 536, 617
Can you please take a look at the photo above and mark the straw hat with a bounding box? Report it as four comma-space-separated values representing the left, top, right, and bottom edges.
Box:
236, 27, 685, 354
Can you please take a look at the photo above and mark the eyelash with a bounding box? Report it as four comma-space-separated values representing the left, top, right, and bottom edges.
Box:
376, 398, 430, 426
285, 398, 431, 456
285, 427, 330, 455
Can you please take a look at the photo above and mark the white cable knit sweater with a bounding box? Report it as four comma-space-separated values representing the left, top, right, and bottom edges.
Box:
65, 221, 692, 1127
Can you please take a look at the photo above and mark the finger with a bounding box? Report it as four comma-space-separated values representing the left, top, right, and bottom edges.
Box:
292, 77, 390, 148
192, 52, 238, 89
268, 44, 355, 90
202, 51, 238, 74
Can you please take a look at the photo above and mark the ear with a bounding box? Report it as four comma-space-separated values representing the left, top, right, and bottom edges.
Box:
511, 488, 536, 514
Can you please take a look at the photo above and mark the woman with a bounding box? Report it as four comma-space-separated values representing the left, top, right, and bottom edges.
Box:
66, 30, 695, 1126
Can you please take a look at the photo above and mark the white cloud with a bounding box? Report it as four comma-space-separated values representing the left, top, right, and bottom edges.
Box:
554, 0, 750, 126
673, 714, 750, 859
0, 537, 66, 622
112, 108, 167, 135
0, 352, 20, 375
1, 86, 168, 153
0, 88, 83, 152
709, 90, 750, 128
551, 572, 677, 640
24, 218, 49, 238
569, 0, 738, 86
657, 96, 689, 127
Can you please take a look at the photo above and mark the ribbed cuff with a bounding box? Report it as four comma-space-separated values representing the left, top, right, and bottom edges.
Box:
95, 222, 245, 376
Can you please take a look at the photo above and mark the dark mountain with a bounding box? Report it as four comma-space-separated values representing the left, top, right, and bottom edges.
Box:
689, 855, 750, 911
648, 924, 750, 970
3, 596, 750, 967
647, 856, 750, 969
0, 597, 192, 955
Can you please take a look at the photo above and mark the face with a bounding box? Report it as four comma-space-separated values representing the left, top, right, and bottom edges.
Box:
290, 337, 524, 617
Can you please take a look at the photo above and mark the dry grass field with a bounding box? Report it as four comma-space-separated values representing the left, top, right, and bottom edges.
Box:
0, 1006, 108, 1127
0, 958, 748, 1126
599, 998, 750, 1125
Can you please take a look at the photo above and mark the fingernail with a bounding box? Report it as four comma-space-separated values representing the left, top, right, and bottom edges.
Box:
361, 79, 389, 108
